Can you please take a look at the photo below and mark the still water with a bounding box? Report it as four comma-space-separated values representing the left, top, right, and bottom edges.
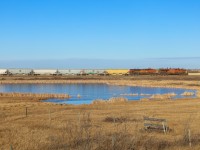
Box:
0, 84, 196, 105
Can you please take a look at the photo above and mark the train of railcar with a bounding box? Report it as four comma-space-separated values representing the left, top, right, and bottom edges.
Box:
0, 68, 193, 76
129, 68, 188, 76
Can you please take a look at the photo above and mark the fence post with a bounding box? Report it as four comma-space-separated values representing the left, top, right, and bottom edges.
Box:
162, 122, 166, 134
25, 107, 28, 117
49, 109, 51, 125
112, 135, 116, 150
78, 112, 81, 125
188, 129, 192, 147
10, 144, 13, 150
124, 122, 127, 132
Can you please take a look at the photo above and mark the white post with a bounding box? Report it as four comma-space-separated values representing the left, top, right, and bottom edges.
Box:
162, 122, 166, 134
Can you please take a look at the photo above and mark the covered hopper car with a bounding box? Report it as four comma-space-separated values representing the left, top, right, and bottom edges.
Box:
57, 69, 83, 75
0, 69, 8, 75
106, 69, 129, 75
7, 69, 33, 75
33, 69, 57, 75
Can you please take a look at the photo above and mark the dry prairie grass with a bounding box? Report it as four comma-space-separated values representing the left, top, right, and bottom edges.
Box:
1, 96, 200, 150
1, 76, 200, 149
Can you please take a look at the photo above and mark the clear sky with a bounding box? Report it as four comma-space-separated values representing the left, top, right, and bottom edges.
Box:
0, 0, 200, 68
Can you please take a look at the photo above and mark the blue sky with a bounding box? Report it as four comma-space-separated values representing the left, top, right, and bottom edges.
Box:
0, 0, 200, 68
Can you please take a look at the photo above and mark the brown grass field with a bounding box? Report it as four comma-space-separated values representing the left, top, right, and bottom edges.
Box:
1, 75, 200, 150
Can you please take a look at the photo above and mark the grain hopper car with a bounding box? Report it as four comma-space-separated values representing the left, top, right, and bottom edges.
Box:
105, 69, 129, 75
33, 69, 58, 75
7, 69, 34, 75
0, 69, 8, 75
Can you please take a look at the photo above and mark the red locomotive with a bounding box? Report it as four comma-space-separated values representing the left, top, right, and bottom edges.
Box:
129, 68, 187, 76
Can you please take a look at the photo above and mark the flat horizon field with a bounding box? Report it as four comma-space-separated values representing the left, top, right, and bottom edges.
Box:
1, 76, 200, 149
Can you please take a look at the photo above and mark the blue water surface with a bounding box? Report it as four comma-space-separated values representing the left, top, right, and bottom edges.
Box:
0, 83, 196, 105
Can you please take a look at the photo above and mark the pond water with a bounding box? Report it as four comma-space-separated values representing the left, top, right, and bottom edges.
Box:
0, 83, 196, 105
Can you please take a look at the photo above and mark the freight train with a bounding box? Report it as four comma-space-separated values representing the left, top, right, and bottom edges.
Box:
129, 68, 188, 75
0, 68, 189, 76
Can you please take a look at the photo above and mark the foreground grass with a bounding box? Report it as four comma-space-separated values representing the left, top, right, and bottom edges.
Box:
1, 96, 200, 150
